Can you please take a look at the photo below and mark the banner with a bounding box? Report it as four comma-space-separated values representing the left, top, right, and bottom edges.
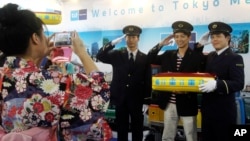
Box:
61, 0, 250, 30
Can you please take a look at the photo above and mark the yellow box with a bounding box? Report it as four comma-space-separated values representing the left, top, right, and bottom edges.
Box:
148, 104, 164, 122
178, 119, 183, 126
35, 12, 62, 25
152, 72, 215, 92
197, 109, 202, 128
159, 108, 164, 122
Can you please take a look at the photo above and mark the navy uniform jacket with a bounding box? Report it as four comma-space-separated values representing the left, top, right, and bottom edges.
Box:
96, 42, 152, 105
201, 48, 244, 121
148, 44, 205, 116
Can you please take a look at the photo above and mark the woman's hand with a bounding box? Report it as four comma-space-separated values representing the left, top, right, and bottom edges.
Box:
70, 31, 98, 74
71, 31, 87, 56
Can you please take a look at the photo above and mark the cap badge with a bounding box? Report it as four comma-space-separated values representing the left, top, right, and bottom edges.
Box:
128, 27, 134, 31
212, 24, 218, 29
178, 24, 184, 28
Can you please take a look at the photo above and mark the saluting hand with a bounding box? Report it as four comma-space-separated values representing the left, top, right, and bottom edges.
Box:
111, 34, 126, 46
158, 34, 174, 49
199, 32, 210, 46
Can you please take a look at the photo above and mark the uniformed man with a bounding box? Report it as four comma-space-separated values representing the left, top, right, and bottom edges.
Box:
96, 25, 152, 141
198, 21, 245, 141
148, 21, 205, 141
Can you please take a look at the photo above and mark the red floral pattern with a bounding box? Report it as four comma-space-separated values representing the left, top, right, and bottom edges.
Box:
74, 85, 92, 100
33, 102, 44, 113
0, 57, 111, 141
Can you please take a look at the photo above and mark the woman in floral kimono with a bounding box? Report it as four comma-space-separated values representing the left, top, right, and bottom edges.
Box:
0, 3, 111, 141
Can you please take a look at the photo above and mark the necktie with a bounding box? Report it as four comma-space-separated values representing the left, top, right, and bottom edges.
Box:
212, 52, 219, 62
129, 53, 134, 62
129, 53, 135, 72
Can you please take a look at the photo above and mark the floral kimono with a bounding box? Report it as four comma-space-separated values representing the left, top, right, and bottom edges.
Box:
0, 57, 111, 141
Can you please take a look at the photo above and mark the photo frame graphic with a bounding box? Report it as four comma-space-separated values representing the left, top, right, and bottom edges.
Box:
230, 30, 249, 54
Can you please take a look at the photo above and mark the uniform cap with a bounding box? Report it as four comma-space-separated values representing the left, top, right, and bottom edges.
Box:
122, 25, 142, 36
208, 22, 232, 34
172, 21, 193, 33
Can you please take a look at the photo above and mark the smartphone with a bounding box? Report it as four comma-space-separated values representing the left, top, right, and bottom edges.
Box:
54, 32, 73, 47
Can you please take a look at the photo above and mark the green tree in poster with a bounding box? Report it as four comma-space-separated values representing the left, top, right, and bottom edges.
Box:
103, 38, 110, 46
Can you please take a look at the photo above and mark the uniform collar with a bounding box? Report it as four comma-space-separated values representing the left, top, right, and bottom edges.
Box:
127, 48, 138, 57
216, 46, 229, 55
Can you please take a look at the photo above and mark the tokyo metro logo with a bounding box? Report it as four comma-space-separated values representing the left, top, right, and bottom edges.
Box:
70, 9, 87, 21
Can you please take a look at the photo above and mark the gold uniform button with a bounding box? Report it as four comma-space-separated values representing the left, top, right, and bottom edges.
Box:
126, 84, 129, 87
128, 74, 131, 77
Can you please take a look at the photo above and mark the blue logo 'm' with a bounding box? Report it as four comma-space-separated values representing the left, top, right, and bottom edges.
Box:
71, 10, 79, 21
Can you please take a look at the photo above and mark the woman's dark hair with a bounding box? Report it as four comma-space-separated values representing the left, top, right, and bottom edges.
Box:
183, 31, 191, 36
174, 31, 192, 37
0, 3, 44, 56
